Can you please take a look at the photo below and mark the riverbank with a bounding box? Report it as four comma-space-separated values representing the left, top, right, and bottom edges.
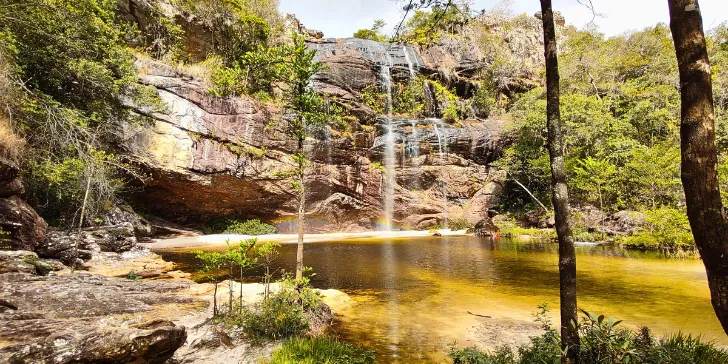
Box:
147, 229, 472, 251
0, 247, 353, 363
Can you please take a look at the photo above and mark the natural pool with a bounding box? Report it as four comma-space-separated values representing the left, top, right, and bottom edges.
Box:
156, 236, 724, 363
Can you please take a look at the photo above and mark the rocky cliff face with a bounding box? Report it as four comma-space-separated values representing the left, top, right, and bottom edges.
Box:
122, 38, 509, 232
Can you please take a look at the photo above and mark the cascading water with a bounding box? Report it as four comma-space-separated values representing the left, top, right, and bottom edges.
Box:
381, 61, 396, 231
433, 124, 449, 228
402, 46, 416, 79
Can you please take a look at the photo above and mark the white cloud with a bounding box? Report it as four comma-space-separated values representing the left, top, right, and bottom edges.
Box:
279, 0, 728, 39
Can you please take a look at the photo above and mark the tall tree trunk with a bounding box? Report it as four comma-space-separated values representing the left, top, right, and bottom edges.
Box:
539, 1, 580, 361
668, 0, 728, 335
296, 137, 305, 281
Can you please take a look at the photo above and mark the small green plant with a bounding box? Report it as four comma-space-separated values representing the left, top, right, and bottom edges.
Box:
270, 336, 375, 364
127, 270, 142, 281
191, 250, 226, 316
23, 257, 53, 276
370, 161, 385, 171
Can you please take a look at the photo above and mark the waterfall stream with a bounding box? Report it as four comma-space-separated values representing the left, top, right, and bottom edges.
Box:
433, 124, 449, 227
381, 63, 396, 231
402, 46, 416, 79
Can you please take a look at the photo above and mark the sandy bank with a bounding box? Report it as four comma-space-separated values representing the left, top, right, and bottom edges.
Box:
147, 229, 471, 251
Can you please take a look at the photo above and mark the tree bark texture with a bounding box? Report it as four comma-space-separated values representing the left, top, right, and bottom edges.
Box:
296, 136, 305, 281
539, 0, 580, 361
668, 0, 728, 336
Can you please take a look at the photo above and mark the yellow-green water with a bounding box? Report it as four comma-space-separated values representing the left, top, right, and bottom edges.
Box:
157, 236, 724, 363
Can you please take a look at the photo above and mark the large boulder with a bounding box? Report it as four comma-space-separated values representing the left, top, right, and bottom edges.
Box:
0, 196, 48, 252
0, 272, 196, 363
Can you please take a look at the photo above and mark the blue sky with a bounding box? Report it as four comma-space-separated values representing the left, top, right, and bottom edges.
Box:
279, 0, 728, 39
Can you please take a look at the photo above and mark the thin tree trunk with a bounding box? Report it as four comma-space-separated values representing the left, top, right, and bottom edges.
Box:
539, 1, 580, 361
296, 137, 305, 281
512, 177, 549, 211
668, 0, 728, 335
264, 266, 270, 301
71, 174, 92, 273
213, 281, 218, 317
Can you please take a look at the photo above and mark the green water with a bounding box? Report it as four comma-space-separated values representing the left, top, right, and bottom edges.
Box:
157, 236, 724, 363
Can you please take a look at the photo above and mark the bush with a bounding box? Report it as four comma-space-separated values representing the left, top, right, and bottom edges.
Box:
269, 336, 375, 364
449, 345, 515, 364
621, 207, 694, 249
205, 218, 278, 235
447, 307, 728, 364
496, 219, 556, 240
223, 280, 329, 343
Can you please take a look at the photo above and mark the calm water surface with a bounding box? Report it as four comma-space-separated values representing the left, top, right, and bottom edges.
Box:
157, 236, 723, 363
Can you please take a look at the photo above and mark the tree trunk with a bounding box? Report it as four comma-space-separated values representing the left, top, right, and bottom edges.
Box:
668, 0, 728, 335
296, 137, 305, 281
539, 1, 580, 361
213, 281, 218, 317
71, 174, 92, 273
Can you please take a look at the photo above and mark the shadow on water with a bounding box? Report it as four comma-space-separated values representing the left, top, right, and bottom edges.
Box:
157, 236, 723, 363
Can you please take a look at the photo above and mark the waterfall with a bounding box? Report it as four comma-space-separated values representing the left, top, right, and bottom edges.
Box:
381, 63, 396, 231
402, 46, 416, 79
433, 124, 449, 228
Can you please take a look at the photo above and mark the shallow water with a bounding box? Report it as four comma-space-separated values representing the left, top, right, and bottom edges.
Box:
157, 236, 724, 363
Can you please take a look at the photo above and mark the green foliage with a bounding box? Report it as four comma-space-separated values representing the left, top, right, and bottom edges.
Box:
353, 19, 388, 42
224, 278, 327, 343
622, 208, 694, 249
496, 219, 555, 240
270, 336, 375, 364
448, 307, 728, 364
429, 80, 460, 121
208, 45, 290, 97
23, 257, 53, 276
0, 0, 159, 225
176, 0, 277, 65
449, 345, 515, 364
400, 4, 471, 46
205, 218, 278, 235
572, 157, 619, 213
431, 219, 473, 231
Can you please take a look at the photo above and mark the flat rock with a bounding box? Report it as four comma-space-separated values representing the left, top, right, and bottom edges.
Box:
0, 272, 203, 363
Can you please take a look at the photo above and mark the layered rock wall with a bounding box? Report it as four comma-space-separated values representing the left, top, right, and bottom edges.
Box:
123, 38, 510, 232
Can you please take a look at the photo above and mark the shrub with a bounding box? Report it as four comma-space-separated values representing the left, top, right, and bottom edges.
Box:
449, 345, 515, 364
205, 218, 278, 235
269, 336, 375, 364
621, 207, 694, 249
223, 279, 329, 343
447, 307, 728, 364
496, 219, 556, 240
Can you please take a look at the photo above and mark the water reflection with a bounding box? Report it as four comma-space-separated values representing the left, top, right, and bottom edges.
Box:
158, 236, 722, 363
